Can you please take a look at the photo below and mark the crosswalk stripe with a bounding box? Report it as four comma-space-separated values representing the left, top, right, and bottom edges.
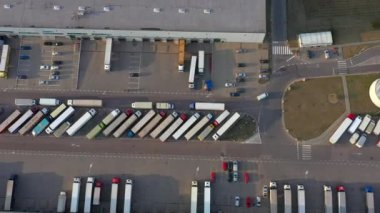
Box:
301, 145, 312, 160
272, 45, 293, 55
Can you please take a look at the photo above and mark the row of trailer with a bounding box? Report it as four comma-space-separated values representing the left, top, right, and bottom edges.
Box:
191, 181, 211, 213
269, 181, 374, 213
0, 101, 240, 141
329, 113, 380, 148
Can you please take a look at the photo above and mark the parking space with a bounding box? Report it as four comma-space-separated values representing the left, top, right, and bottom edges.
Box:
14, 37, 79, 90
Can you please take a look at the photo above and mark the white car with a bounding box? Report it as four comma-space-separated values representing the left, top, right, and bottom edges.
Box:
262, 185, 268, 197
256, 196, 261, 207
40, 65, 50, 70
233, 172, 238, 182
50, 65, 60, 70
234, 196, 240, 207
232, 160, 238, 172
324, 50, 330, 59
52, 51, 59, 56
3, 4, 11, 9
225, 82, 236, 88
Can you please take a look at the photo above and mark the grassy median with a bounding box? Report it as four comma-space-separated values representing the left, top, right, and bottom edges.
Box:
283, 77, 346, 140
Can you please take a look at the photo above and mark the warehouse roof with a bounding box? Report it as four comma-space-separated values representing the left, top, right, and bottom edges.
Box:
298, 32, 333, 48
0, 0, 266, 34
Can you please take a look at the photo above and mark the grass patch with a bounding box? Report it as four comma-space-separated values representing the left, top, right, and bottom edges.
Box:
222, 115, 256, 141
342, 44, 378, 59
346, 73, 380, 115
284, 77, 346, 140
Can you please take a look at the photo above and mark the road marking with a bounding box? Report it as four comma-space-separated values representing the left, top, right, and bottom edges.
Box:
301, 145, 312, 160
272, 45, 293, 55
286, 55, 296, 62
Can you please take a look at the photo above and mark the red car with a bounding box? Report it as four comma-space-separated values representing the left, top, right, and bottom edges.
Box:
244, 172, 249, 183
222, 161, 228, 171
210, 172, 216, 183
246, 196, 252, 208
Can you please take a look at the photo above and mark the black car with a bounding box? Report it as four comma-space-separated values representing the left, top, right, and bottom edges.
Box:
230, 92, 240, 97
227, 171, 233, 182
50, 71, 60, 75
17, 75, 27, 79
260, 59, 269, 64
54, 42, 64, 46
53, 61, 63, 65
235, 77, 245, 83
237, 63, 246, 67
43, 41, 53, 46
235, 88, 245, 93
20, 45, 32, 50
228, 161, 233, 172
129, 73, 139, 77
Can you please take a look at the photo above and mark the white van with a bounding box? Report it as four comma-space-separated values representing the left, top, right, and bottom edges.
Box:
257, 92, 268, 101
356, 134, 367, 148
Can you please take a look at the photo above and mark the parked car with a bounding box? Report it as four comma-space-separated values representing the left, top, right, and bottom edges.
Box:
50, 65, 60, 70
259, 73, 270, 80
44, 41, 53, 46
234, 196, 240, 207
227, 161, 233, 172
237, 63, 246, 67
260, 68, 270, 73
235, 77, 245, 83
235, 49, 247, 54
235, 88, 245, 93
40, 65, 50, 70
324, 50, 330, 59
260, 59, 269, 64
19, 55, 29, 60
49, 75, 60, 80
262, 185, 268, 197
230, 92, 240, 97
54, 42, 64, 46
256, 196, 261, 207
50, 71, 60, 75
39, 80, 48, 85
17, 75, 27, 79
53, 61, 63, 65
235, 73, 247, 78
225, 82, 236, 88
233, 171, 238, 182
210, 172, 216, 183
20, 46, 32, 50
232, 161, 238, 172
222, 161, 228, 171
356, 133, 367, 148
129, 72, 139, 77
228, 172, 233, 182
246, 197, 252, 208
244, 172, 249, 183
52, 51, 59, 56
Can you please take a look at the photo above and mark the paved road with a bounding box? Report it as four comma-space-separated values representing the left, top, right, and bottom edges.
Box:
271, 0, 287, 41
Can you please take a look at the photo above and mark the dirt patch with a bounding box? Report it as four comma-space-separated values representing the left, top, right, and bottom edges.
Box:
342, 44, 379, 59
346, 73, 380, 114
361, 31, 380, 41
284, 77, 346, 140
222, 115, 256, 141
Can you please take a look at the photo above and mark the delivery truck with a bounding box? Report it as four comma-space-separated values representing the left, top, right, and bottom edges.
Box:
8, 109, 34, 133
32, 118, 50, 136
172, 113, 200, 140
66, 109, 97, 136
329, 114, 355, 144
270, 181, 278, 213
191, 181, 198, 213
365, 186, 375, 213
198, 50, 205, 75
53, 121, 71, 138
365, 120, 376, 134
84, 177, 94, 213
348, 115, 362, 134
284, 185, 292, 213
337, 186, 346, 213
198, 111, 230, 141
324, 185, 333, 213
131, 102, 153, 109
93, 181, 102, 205
189, 102, 225, 111
150, 111, 178, 139
213, 110, 230, 126
70, 177, 81, 213
358, 114, 372, 132
67, 99, 103, 107
204, 181, 211, 213
297, 185, 305, 213
178, 39, 185, 71
87, 109, 120, 139
56, 191, 66, 213
113, 111, 142, 138
15, 98, 36, 106
159, 113, 187, 142
127, 110, 156, 137
156, 102, 175, 109
18, 108, 48, 135
138, 111, 166, 138
103, 113, 127, 136
123, 179, 133, 213
45, 106, 75, 134
188, 56, 197, 88
373, 119, 380, 135
110, 177, 121, 213
212, 112, 240, 140
104, 38, 112, 71
39, 98, 60, 106
4, 175, 17, 211
48, 104, 67, 120
185, 113, 212, 140
0, 110, 21, 133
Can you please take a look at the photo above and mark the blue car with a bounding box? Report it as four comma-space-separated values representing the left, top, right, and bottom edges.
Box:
20, 46, 32, 50
19, 55, 29, 60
